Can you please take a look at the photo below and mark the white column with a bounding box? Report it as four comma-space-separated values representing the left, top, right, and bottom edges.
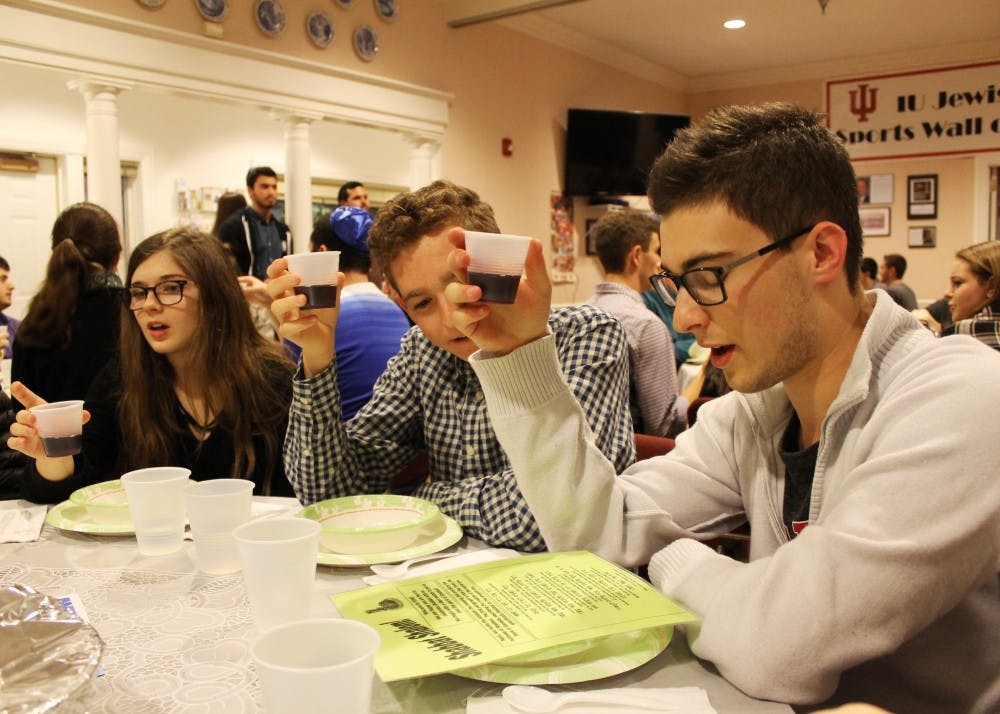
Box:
406, 135, 441, 190
280, 112, 321, 254
67, 78, 132, 230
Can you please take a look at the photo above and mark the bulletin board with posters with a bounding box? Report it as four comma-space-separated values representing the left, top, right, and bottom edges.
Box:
550, 193, 576, 283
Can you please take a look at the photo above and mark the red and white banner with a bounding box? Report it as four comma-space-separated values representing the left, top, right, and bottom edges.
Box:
826, 61, 1000, 161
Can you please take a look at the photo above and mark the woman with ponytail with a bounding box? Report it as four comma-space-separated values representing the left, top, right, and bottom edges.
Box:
11, 202, 122, 407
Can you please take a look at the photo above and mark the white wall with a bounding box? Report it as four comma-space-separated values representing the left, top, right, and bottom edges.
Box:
118, 89, 414, 235
1, 62, 418, 309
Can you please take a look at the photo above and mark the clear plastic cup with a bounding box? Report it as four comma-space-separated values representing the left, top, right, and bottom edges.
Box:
184, 479, 254, 574
29, 400, 85, 457
252, 618, 380, 714
233, 517, 321, 632
120, 467, 191, 556
464, 231, 531, 304
286, 251, 341, 309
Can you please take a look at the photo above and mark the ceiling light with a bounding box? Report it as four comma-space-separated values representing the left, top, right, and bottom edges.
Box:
723, 19, 746, 30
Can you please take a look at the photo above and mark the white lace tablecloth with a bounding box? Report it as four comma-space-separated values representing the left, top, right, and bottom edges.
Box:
0, 498, 792, 713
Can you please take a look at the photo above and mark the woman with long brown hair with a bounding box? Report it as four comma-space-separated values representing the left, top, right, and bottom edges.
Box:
941, 240, 1000, 351
11, 202, 122, 407
9, 228, 295, 502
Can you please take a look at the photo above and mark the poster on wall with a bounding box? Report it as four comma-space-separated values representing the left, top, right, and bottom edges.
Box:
826, 60, 1000, 161
550, 193, 576, 282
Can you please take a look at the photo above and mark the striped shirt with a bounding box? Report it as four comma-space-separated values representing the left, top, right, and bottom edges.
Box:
284, 305, 635, 550
588, 283, 687, 437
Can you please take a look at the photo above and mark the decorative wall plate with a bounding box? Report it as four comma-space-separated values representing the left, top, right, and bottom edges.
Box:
306, 11, 334, 48
254, 0, 286, 37
352, 24, 379, 61
374, 0, 398, 22
195, 0, 228, 22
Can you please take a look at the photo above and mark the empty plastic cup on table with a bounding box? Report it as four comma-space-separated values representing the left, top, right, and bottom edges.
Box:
463, 231, 532, 304
120, 466, 191, 556
184, 478, 254, 574
29, 400, 85, 458
252, 618, 380, 714
286, 251, 341, 309
233, 517, 321, 632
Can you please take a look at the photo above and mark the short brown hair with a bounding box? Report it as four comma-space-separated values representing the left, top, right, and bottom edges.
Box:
883, 253, 907, 279
368, 180, 499, 290
591, 210, 658, 274
648, 103, 863, 290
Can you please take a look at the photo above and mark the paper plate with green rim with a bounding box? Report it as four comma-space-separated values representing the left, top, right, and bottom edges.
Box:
297, 494, 443, 555
450, 626, 672, 684
45, 500, 135, 536
311, 515, 463, 567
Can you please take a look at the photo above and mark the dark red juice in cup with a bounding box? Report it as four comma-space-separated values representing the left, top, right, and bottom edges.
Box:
294, 284, 338, 309
470, 272, 519, 304
41, 434, 83, 457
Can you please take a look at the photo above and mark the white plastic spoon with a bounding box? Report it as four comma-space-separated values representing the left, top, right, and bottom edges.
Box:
369, 548, 519, 580
502, 685, 666, 713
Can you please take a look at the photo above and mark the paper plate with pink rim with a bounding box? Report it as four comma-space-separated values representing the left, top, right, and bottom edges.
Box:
450, 626, 673, 684
68, 479, 132, 526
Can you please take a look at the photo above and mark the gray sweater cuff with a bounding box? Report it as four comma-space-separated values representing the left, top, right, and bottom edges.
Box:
468, 336, 566, 418
648, 538, 720, 592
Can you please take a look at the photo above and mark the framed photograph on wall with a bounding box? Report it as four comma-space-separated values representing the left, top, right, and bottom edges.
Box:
907, 174, 937, 219
908, 226, 936, 248
859, 206, 891, 237
857, 174, 893, 205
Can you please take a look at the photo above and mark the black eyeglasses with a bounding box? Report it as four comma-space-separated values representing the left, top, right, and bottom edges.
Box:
648, 225, 815, 307
124, 280, 189, 310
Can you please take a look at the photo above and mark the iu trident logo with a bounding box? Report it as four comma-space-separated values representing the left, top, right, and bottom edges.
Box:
849, 84, 878, 122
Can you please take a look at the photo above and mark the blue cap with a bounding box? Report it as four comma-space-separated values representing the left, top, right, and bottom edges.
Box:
330, 206, 373, 253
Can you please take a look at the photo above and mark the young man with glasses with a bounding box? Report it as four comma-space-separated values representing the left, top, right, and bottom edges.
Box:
444, 104, 1000, 713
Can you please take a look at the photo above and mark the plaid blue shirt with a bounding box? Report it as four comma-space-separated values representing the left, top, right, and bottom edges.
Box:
284, 305, 635, 551
944, 302, 1000, 351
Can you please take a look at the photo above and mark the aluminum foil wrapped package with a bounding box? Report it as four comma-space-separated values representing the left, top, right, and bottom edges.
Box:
0, 584, 104, 713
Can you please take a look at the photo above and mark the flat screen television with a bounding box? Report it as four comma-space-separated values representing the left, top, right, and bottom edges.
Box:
563, 108, 690, 197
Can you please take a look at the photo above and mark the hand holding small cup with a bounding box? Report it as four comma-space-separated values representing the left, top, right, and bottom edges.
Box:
445, 230, 552, 356
7, 383, 91, 479
265, 257, 344, 377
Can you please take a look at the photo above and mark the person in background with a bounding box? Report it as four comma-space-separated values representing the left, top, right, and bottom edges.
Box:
641, 289, 695, 368
879, 253, 917, 309
337, 181, 370, 210
444, 103, 999, 713
211, 190, 278, 341
12, 203, 122, 410
586, 210, 688, 437
941, 240, 1000, 350
210, 191, 248, 238
0, 256, 17, 359
309, 205, 409, 419
267, 179, 634, 551
9, 228, 295, 503
217, 167, 291, 281
858, 257, 883, 291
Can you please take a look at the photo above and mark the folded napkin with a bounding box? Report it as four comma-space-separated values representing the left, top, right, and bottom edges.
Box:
467, 686, 717, 714
0, 500, 48, 543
